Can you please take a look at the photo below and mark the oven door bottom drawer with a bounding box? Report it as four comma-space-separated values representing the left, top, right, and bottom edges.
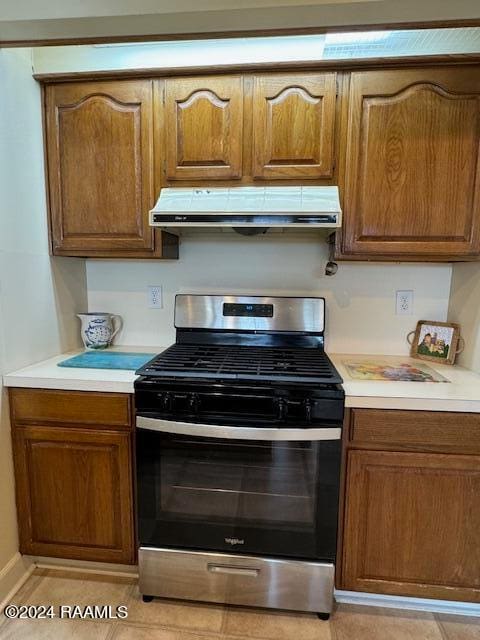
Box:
138, 546, 334, 614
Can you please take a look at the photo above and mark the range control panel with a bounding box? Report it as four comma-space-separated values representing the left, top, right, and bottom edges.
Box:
223, 303, 274, 318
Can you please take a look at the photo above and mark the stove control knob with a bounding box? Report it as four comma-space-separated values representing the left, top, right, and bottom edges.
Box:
276, 398, 288, 421
304, 399, 312, 423
163, 392, 174, 412
188, 393, 200, 413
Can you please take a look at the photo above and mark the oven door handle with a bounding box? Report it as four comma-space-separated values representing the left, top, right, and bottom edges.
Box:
136, 416, 341, 441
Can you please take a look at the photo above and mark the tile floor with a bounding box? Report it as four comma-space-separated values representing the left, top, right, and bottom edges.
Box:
0, 569, 479, 639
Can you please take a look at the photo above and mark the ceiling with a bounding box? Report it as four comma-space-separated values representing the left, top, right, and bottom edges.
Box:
1, 0, 381, 22
1, 0, 479, 45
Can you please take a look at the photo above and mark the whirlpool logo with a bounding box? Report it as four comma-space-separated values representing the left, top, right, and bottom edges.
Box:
225, 537, 245, 546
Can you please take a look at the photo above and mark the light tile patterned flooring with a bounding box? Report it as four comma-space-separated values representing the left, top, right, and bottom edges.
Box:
0, 569, 479, 639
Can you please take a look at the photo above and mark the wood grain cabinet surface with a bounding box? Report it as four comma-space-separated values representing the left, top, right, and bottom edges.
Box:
45, 80, 177, 258
339, 66, 480, 260
10, 388, 132, 429
350, 408, 480, 454
252, 73, 337, 179
339, 409, 480, 602
163, 76, 244, 181
10, 389, 135, 564
42, 64, 480, 262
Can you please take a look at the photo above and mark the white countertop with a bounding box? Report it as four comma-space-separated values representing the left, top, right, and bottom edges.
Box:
2, 346, 163, 395
4, 348, 480, 413
330, 354, 480, 412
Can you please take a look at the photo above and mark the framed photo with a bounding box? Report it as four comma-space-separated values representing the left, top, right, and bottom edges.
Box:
409, 320, 461, 365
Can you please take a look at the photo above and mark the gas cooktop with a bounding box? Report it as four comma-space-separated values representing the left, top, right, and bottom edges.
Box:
137, 342, 342, 384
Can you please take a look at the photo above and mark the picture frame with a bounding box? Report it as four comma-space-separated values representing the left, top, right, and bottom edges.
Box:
408, 320, 462, 366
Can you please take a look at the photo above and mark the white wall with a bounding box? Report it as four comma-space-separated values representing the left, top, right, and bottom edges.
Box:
87, 234, 452, 354
0, 48, 87, 596
448, 263, 480, 373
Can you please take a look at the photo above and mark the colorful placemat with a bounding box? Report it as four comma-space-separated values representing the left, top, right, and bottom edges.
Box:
343, 359, 449, 383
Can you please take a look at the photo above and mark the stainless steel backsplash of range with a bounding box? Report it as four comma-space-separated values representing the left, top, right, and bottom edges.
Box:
134, 295, 344, 618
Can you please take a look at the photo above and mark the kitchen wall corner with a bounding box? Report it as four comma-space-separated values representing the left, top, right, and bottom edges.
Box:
448, 262, 480, 373
0, 47, 87, 598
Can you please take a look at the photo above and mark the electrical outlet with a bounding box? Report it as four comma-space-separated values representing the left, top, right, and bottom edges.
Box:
148, 285, 163, 309
396, 290, 413, 316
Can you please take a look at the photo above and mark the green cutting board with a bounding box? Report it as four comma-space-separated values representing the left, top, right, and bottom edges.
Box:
58, 351, 154, 371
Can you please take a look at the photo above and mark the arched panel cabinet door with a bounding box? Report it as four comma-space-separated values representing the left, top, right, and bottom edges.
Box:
340, 67, 480, 260
46, 80, 176, 258
252, 73, 337, 179
164, 76, 243, 180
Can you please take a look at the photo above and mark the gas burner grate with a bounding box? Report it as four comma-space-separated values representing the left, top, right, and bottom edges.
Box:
139, 344, 342, 384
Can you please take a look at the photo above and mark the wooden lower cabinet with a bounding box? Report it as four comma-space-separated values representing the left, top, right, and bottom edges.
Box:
10, 389, 135, 564
10, 387, 480, 598
340, 410, 480, 603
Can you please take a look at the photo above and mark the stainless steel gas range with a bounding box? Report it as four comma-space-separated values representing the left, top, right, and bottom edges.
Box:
134, 295, 344, 618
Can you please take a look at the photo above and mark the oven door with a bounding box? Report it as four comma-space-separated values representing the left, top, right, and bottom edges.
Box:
136, 417, 341, 561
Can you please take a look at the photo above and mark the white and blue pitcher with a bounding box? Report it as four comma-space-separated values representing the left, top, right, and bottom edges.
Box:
77, 313, 123, 350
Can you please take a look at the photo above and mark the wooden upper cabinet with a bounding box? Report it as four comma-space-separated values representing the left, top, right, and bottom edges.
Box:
252, 73, 336, 179
46, 80, 176, 258
164, 76, 243, 180
340, 67, 480, 259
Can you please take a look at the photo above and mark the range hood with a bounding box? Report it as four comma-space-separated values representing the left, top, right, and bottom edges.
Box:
149, 186, 342, 231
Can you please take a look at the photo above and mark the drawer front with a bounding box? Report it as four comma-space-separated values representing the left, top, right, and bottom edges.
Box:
139, 547, 334, 613
9, 388, 132, 429
350, 409, 480, 453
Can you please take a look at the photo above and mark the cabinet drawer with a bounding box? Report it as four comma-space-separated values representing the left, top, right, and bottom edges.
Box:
9, 388, 132, 429
350, 409, 480, 453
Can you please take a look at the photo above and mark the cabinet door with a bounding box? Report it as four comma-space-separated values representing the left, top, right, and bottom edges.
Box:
252, 73, 336, 179
13, 426, 135, 564
341, 449, 480, 602
46, 80, 176, 258
164, 76, 243, 180
340, 67, 480, 259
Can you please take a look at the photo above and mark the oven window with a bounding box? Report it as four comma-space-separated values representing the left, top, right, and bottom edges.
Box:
137, 429, 341, 561
161, 439, 316, 522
